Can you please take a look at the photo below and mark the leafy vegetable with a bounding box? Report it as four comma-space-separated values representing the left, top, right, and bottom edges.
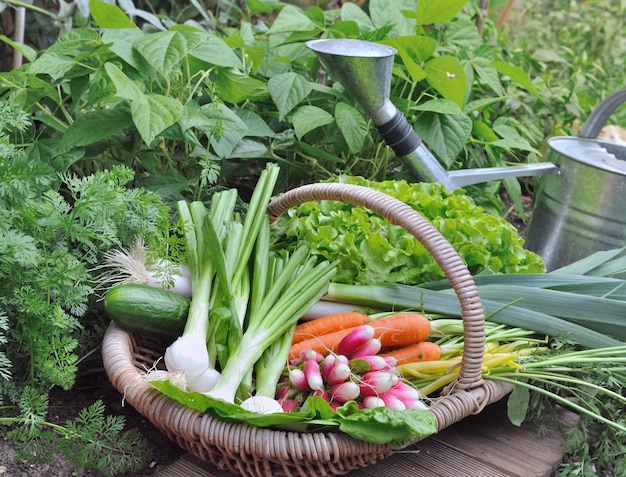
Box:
149, 380, 437, 447
271, 175, 545, 285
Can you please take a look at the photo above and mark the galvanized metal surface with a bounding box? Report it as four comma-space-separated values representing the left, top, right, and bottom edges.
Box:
525, 137, 626, 271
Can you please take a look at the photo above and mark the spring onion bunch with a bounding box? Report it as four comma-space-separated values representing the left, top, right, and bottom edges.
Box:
162, 163, 337, 405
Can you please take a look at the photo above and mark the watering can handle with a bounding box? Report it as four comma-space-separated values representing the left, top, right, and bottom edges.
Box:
579, 90, 626, 139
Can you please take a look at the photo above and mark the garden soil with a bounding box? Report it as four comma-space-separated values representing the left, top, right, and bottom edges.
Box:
0, 360, 186, 477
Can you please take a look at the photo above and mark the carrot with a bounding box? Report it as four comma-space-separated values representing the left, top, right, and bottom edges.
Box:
288, 312, 431, 361
292, 311, 370, 345
379, 341, 442, 365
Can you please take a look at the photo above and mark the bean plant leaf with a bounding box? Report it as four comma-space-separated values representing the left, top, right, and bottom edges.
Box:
197, 103, 250, 158
234, 108, 276, 138
290, 105, 334, 140
267, 5, 316, 33
57, 109, 133, 153
340, 2, 375, 32
101, 28, 146, 71
133, 31, 188, 78
382, 36, 435, 82
369, 0, 416, 36
131, 94, 184, 146
413, 98, 463, 115
492, 61, 541, 97
186, 34, 244, 69
214, 69, 268, 104
244, 0, 274, 14
268, 72, 312, 121
105, 63, 144, 100
88, 0, 137, 29
335, 102, 368, 154
424, 56, 467, 107
412, 0, 468, 25
473, 61, 504, 96
26, 53, 79, 81
0, 34, 38, 63
413, 111, 472, 167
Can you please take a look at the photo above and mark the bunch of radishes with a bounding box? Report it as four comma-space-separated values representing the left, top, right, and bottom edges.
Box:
277, 325, 427, 412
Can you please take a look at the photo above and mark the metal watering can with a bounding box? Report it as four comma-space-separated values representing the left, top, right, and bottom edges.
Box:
306, 39, 626, 271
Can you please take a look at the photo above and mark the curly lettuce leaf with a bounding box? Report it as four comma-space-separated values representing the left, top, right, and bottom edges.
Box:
149, 380, 436, 446
271, 176, 544, 285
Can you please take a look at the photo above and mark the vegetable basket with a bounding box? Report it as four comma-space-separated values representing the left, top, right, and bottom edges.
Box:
101, 182, 515, 477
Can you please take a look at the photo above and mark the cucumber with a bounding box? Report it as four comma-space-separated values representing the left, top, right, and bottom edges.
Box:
104, 283, 190, 340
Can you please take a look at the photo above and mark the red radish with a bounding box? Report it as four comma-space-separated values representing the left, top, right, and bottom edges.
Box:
359, 371, 397, 396
336, 325, 375, 357
279, 399, 300, 412
321, 354, 337, 379
349, 355, 390, 373
351, 338, 382, 358
301, 349, 324, 363
304, 359, 324, 391
326, 363, 352, 386
363, 396, 386, 409
329, 381, 360, 403
289, 368, 311, 392
380, 392, 406, 411
312, 389, 330, 401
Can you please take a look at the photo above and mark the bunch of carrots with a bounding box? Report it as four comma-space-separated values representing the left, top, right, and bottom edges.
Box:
288, 311, 444, 365
278, 311, 459, 412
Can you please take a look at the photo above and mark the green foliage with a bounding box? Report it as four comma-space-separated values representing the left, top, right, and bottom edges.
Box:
0, 0, 544, 211
0, 100, 173, 471
271, 175, 545, 286
4, 396, 153, 477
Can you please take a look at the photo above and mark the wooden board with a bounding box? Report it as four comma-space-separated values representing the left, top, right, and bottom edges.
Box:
155, 401, 569, 477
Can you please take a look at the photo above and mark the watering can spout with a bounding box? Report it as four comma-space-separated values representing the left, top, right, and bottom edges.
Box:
306, 39, 558, 189
306, 39, 451, 185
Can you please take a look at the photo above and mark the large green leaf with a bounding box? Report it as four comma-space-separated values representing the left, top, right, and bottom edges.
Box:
369, 0, 416, 36
134, 31, 188, 78
196, 103, 250, 158
382, 36, 436, 82
45, 28, 100, 55
131, 94, 184, 145
413, 98, 463, 115
101, 29, 147, 71
89, 0, 137, 29
186, 33, 244, 70
0, 34, 37, 63
472, 61, 504, 96
413, 111, 472, 167
413, 0, 468, 25
105, 63, 144, 100
424, 56, 467, 107
290, 105, 334, 140
27, 53, 79, 81
268, 72, 312, 121
340, 2, 375, 32
267, 5, 316, 33
492, 61, 541, 97
335, 102, 368, 154
57, 109, 133, 153
214, 69, 268, 104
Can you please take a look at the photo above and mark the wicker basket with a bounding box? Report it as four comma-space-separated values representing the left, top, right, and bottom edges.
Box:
102, 183, 515, 477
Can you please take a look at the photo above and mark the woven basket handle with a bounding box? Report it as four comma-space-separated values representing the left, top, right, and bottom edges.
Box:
267, 182, 486, 391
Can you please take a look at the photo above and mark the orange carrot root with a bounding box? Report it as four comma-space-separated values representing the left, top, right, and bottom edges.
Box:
292, 311, 369, 345
289, 312, 431, 360
379, 341, 443, 365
